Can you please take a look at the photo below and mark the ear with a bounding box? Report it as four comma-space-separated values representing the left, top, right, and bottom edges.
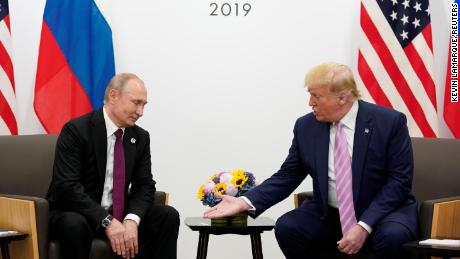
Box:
338, 91, 350, 105
108, 89, 119, 104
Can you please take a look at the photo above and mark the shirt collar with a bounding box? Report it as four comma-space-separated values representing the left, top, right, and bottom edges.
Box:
335, 100, 358, 131
103, 107, 125, 138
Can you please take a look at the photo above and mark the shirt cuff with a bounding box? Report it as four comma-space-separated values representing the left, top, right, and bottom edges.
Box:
358, 221, 372, 234
124, 213, 141, 226
239, 196, 256, 211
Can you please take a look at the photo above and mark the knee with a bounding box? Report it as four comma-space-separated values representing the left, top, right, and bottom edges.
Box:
160, 205, 180, 229
56, 212, 92, 239
274, 213, 298, 242
372, 222, 413, 251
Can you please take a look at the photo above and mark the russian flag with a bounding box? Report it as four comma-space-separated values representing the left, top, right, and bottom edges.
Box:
34, 0, 115, 134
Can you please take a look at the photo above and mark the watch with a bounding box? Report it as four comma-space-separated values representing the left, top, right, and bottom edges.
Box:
101, 215, 113, 228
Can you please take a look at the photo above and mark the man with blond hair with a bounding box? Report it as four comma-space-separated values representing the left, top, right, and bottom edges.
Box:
47, 73, 179, 259
205, 63, 417, 258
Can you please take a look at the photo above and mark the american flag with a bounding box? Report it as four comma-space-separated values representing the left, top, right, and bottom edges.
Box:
0, 0, 17, 135
358, 0, 437, 137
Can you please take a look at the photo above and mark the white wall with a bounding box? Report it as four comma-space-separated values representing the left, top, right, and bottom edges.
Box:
9, 1, 450, 258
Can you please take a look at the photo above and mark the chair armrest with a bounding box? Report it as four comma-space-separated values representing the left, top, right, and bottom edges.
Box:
0, 193, 48, 259
419, 196, 460, 239
153, 191, 169, 205
294, 191, 314, 208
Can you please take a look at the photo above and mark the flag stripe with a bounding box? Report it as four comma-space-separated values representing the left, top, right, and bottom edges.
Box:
0, 89, 17, 134
0, 66, 15, 108
0, 21, 12, 57
422, 24, 433, 53
0, 2, 17, 136
359, 1, 436, 137
0, 31, 15, 91
357, 51, 393, 108
404, 42, 436, 108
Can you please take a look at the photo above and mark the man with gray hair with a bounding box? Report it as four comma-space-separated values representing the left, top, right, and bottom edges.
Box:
47, 73, 179, 259
205, 63, 417, 258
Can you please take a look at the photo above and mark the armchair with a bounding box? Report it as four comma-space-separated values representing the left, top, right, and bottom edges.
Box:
0, 134, 169, 259
294, 137, 460, 258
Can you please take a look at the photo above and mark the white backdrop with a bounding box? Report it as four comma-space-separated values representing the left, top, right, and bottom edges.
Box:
10, 1, 450, 258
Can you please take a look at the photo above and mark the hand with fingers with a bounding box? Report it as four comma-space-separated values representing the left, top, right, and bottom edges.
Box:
105, 218, 128, 258
203, 193, 252, 219
336, 224, 369, 255
123, 219, 139, 258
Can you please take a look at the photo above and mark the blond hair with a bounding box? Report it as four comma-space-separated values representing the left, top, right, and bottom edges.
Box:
305, 62, 360, 100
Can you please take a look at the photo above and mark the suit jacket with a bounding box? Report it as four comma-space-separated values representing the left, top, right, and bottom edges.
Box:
46, 109, 156, 229
245, 100, 418, 235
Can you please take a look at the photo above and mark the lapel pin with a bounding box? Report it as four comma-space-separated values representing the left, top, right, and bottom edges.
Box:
130, 138, 136, 144
364, 128, 370, 134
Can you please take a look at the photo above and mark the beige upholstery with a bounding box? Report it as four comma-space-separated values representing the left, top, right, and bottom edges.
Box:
0, 134, 168, 259
294, 137, 460, 258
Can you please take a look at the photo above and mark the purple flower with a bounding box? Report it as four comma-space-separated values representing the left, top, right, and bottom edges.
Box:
226, 183, 238, 196
203, 180, 215, 193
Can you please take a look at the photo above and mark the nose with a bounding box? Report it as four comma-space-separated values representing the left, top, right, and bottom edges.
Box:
308, 96, 315, 107
136, 105, 144, 117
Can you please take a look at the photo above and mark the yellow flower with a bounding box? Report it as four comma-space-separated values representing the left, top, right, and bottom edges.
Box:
209, 174, 217, 181
231, 169, 248, 188
214, 182, 227, 194
197, 184, 205, 200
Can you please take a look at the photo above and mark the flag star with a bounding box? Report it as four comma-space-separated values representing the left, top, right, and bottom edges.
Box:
390, 11, 398, 21
412, 18, 420, 28
400, 30, 409, 40
426, 6, 430, 16
402, 0, 410, 9
401, 14, 409, 25
391, 0, 398, 5
413, 2, 422, 12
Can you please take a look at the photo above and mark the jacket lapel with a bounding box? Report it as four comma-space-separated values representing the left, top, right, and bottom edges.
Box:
352, 101, 373, 205
90, 109, 108, 186
315, 121, 331, 211
123, 127, 136, 184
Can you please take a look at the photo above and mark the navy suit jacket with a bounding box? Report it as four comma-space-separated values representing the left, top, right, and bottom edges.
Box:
245, 100, 418, 235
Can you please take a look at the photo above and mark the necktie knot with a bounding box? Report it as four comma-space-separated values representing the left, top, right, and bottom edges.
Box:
114, 129, 123, 140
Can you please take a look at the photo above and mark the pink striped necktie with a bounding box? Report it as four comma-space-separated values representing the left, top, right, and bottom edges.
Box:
334, 122, 357, 235
113, 129, 125, 221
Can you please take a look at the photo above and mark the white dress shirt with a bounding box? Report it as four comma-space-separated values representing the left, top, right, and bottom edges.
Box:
102, 108, 140, 225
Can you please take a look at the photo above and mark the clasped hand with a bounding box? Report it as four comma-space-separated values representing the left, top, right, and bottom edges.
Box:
336, 224, 369, 255
105, 219, 139, 258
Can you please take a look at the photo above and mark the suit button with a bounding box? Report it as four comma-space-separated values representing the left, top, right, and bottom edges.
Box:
320, 216, 326, 221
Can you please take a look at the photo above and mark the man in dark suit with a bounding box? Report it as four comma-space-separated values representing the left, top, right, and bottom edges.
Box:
46, 73, 179, 259
204, 63, 417, 258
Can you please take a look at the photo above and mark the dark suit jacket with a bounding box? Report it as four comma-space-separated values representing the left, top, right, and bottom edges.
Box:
46, 109, 156, 229
245, 100, 418, 235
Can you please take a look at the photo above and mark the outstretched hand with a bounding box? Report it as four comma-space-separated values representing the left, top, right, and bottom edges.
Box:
203, 194, 252, 218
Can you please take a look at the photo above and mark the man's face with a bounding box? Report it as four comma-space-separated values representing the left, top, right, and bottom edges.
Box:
109, 79, 147, 128
308, 85, 342, 122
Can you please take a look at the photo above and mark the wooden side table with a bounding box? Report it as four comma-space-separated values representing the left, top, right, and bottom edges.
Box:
404, 240, 460, 259
185, 217, 275, 259
0, 232, 28, 259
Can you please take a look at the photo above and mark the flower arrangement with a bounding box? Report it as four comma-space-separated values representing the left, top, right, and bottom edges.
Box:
197, 169, 256, 207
